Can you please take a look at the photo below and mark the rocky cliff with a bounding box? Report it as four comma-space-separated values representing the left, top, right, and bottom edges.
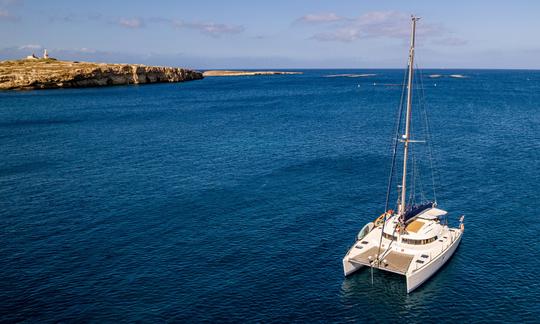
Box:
0, 59, 203, 90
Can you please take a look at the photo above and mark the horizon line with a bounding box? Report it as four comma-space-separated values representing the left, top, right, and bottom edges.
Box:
198, 67, 540, 71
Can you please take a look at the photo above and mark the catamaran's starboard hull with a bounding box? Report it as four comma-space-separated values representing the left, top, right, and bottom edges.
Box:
406, 229, 463, 293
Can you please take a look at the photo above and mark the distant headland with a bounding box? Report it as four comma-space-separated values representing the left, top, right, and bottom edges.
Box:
0, 50, 203, 90
203, 70, 302, 77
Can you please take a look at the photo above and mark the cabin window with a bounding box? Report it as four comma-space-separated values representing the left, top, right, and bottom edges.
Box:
402, 236, 438, 245
383, 233, 397, 241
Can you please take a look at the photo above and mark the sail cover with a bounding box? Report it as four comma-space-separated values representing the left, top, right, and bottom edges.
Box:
402, 202, 434, 223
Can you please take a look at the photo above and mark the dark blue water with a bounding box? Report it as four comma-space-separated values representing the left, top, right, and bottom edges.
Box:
1, 70, 539, 322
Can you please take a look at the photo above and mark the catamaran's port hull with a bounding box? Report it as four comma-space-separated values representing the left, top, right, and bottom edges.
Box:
343, 259, 364, 276
406, 230, 463, 293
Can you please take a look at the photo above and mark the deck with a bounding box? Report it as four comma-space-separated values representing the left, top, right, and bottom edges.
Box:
379, 251, 414, 274
349, 247, 414, 275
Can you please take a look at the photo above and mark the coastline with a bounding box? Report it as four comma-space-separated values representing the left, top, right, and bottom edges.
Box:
0, 59, 203, 90
203, 70, 302, 77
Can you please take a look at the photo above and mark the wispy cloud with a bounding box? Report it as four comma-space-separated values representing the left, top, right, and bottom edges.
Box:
303, 11, 466, 45
312, 28, 360, 42
310, 11, 410, 42
0, 8, 18, 21
18, 44, 42, 50
432, 36, 468, 46
47, 12, 243, 37
297, 12, 345, 24
173, 20, 244, 37
117, 17, 145, 29
49, 12, 103, 23
0, 0, 22, 22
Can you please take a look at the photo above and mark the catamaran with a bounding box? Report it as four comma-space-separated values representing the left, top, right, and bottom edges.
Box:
342, 16, 464, 293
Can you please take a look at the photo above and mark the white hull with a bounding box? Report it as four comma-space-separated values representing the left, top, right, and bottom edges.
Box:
343, 257, 364, 276
343, 208, 464, 293
406, 229, 463, 292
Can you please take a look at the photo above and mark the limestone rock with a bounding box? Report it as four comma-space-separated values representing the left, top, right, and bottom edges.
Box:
0, 59, 203, 90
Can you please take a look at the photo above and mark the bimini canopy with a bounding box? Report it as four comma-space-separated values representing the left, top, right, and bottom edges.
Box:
402, 202, 434, 223
417, 207, 448, 220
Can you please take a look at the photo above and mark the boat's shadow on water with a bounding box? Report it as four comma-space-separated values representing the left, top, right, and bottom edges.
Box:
339, 270, 431, 317
341, 269, 407, 297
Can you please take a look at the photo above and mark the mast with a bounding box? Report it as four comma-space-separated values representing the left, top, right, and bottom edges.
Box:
399, 16, 419, 218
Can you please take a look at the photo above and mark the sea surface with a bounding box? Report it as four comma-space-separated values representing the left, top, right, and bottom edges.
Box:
0, 70, 539, 322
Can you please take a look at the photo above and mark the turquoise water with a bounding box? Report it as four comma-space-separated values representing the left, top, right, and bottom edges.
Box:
0, 70, 539, 322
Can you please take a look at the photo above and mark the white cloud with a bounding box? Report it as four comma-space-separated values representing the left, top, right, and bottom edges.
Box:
0, 8, 18, 21
311, 11, 410, 42
0, 0, 22, 21
46, 12, 243, 37
74, 47, 98, 53
117, 17, 144, 29
173, 20, 244, 37
306, 11, 465, 45
18, 44, 42, 50
432, 36, 468, 46
297, 12, 344, 24
313, 28, 360, 42
359, 11, 405, 25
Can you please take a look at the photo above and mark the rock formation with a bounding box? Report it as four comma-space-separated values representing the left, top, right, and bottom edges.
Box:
0, 59, 203, 90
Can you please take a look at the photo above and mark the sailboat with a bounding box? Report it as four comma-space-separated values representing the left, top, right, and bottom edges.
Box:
342, 16, 464, 293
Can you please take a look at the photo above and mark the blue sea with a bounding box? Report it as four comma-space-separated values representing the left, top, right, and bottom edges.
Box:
1, 70, 539, 322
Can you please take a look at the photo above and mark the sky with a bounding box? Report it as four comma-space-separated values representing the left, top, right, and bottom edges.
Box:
1, 0, 539, 69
